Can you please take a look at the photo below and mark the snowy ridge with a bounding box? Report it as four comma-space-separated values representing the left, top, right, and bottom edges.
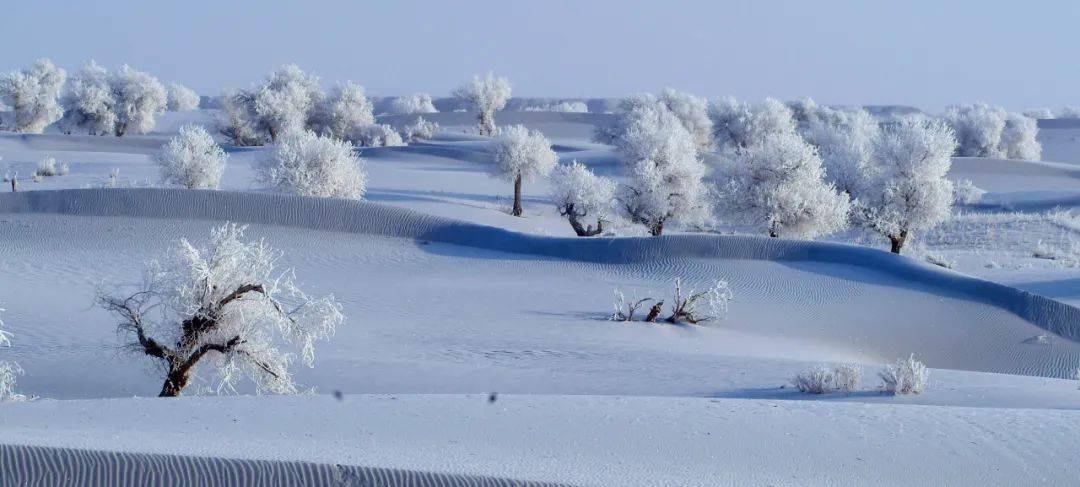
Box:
1, 188, 1079, 342
0, 443, 567, 487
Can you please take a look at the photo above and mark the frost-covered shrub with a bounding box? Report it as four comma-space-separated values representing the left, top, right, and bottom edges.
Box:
490, 125, 557, 216
523, 101, 588, 113
388, 93, 437, 114
1032, 240, 1080, 265
155, 124, 228, 189
111, 65, 168, 136
254, 64, 323, 141
879, 355, 929, 395
218, 90, 265, 146
1023, 108, 1054, 120
801, 107, 880, 195
259, 131, 366, 199
453, 72, 511, 136
549, 161, 615, 236
0, 308, 26, 402
348, 123, 404, 147
717, 131, 850, 239
944, 103, 1006, 157
99, 223, 344, 396
1059, 107, 1080, 119
60, 61, 117, 135
792, 363, 863, 394
855, 116, 957, 253
999, 113, 1041, 161
610, 290, 652, 322
953, 179, 986, 205
166, 82, 200, 111
398, 116, 440, 142
665, 278, 733, 324
605, 96, 711, 235
0, 58, 66, 133
310, 81, 374, 140
34, 155, 67, 177
709, 97, 797, 150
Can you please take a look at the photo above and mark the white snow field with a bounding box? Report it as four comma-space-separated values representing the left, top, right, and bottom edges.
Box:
1, 111, 1080, 485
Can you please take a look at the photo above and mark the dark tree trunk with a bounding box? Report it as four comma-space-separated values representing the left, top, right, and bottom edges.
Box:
10, 177, 15, 192
889, 230, 908, 254
512, 175, 523, 216
159, 366, 190, 397
565, 205, 603, 237
645, 301, 664, 322
648, 219, 664, 236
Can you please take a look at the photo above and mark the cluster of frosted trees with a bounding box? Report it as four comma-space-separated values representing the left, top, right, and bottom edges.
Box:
944, 103, 1040, 160
561, 90, 981, 253
0, 58, 197, 136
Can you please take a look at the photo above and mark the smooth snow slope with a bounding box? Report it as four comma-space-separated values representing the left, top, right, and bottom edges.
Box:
2, 394, 1079, 486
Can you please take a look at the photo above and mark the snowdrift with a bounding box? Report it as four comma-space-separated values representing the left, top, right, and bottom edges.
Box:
2, 188, 1079, 342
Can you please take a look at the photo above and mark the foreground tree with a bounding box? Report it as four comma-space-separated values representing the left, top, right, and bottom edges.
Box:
166, 82, 200, 111
855, 116, 957, 253
717, 131, 850, 238
253, 64, 323, 141
610, 98, 711, 235
100, 223, 344, 396
657, 89, 713, 151
110, 65, 168, 136
549, 161, 615, 236
155, 124, 228, 189
490, 125, 557, 216
453, 72, 511, 136
258, 130, 367, 199
0, 58, 66, 133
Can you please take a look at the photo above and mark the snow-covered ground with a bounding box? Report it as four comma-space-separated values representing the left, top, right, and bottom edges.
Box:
2, 110, 1080, 485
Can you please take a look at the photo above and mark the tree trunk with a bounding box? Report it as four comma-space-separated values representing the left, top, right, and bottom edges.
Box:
889, 230, 908, 254
566, 207, 603, 237
10, 177, 15, 192
159, 367, 190, 397
645, 301, 664, 322
512, 175, 523, 216
649, 219, 664, 236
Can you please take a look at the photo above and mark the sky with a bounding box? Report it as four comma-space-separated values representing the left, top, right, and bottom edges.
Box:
3, 0, 1079, 112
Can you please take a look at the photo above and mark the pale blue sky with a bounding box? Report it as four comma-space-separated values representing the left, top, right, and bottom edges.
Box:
3, 0, 1078, 111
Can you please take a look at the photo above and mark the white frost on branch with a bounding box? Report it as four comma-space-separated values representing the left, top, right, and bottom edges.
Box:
490, 124, 557, 216
99, 223, 344, 396
388, 93, 437, 114
166, 82, 200, 111
549, 161, 615, 236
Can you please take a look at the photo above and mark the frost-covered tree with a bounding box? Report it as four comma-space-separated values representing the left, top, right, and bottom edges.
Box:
388, 93, 437, 114
943, 103, 1006, 157
258, 130, 366, 199
549, 161, 615, 236
490, 124, 557, 216
453, 72, 511, 136
786, 97, 820, 124
398, 116, 439, 142
310, 81, 374, 139
610, 99, 711, 235
709, 97, 797, 150
1059, 107, 1080, 119
0, 58, 66, 133
348, 123, 404, 147
657, 89, 713, 151
717, 131, 850, 238
219, 90, 266, 146
253, 64, 323, 141
166, 82, 200, 111
111, 65, 168, 136
155, 124, 228, 189
800, 107, 880, 195
99, 223, 343, 396
1023, 108, 1054, 120
998, 113, 1041, 161
60, 61, 117, 135
855, 116, 957, 253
